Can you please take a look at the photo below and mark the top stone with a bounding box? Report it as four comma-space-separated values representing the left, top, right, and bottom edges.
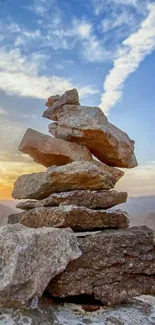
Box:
43, 88, 80, 120
45, 94, 60, 107
43, 89, 138, 168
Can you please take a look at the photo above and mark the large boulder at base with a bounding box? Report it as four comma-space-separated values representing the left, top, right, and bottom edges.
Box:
43, 88, 80, 118
16, 190, 127, 210
0, 224, 81, 307
12, 161, 116, 200
18, 128, 92, 168
48, 226, 155, 306
46, 104, 137, 168
8, 207, 129, 231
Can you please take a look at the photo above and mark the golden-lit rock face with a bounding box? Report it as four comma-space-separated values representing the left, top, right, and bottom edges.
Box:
18, 128, 92, 167
43, 101, 138, 168
12, 161, 116, 200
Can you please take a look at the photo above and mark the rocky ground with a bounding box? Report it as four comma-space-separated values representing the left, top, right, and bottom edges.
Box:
1, 295, 155, 325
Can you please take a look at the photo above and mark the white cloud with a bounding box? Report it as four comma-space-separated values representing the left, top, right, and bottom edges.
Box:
14, 29, 41, 47
112, 0, 138, 6
101, 11, 134, 32
68, 18, 112, 62
0, 119, 25, 151
100, 3, 155, 115
93, 0, 149, 15
0, 107, 8, 115
24, 0, 56, 17
72, 20, 92, 39
81, 35, 107, 62
0, 48, 98, 99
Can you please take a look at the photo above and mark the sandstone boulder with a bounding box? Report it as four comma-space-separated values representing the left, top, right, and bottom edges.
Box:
16, 190, 127, 210
48, 226, 155, 306
12, 161, 116, 200
0, 224, 81, 307
46, 104, 137, 168
8, 206, 129, 231
18, 128, 92, 167
43, 89, 79, 120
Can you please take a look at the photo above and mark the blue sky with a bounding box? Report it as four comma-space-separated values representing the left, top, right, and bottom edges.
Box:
0, 0, 155, 198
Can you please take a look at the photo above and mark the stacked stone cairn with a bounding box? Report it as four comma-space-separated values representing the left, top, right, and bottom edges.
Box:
7, 89, 155, 307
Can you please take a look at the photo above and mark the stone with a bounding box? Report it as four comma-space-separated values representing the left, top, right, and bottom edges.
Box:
93, 160, 124, 182
12, 161, 116, 200
46, 104, 137, 168
0, 224, 81, 307
8, 207, 129, 231
18, 128, 92, 168
8, 213, 21, 224
43, 89, 80, 120
45, 94, 60, 107
48, 226, 155, 306
1, 295, 155, 325
16, 190, 127, 210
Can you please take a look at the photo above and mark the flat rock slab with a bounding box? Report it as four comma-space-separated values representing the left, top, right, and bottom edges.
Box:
12, 161, 116, 200
43, 88, 80, 119
48, 226, 155, 306
46, 103, 137, 168
19, 128, 92, 168
16, 190, 127, 210
0, 224, 81, 307
93, 160, 124, 182
8, 206, 129, 231
1, 296, 155, 325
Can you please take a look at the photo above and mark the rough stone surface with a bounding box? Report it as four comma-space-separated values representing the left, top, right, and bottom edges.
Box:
48, 226, 155, 306
1, 296, 155, 325
19, 127, 124, 182
18, 128, 92, 167
8, 206, 129, 231
16, 190, 127, 210
0, 224, 81, 307
47, 104, 137, 168
45, 94, 60, 107
93, 160, 124, 182
43, 89, 80, 119
12, 161, 116, 200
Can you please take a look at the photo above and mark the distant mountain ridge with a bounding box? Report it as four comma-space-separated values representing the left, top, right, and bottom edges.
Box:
119, 195, 155, 230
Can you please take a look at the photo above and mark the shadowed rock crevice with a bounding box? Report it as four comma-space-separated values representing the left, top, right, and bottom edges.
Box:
44, 291, 104, 306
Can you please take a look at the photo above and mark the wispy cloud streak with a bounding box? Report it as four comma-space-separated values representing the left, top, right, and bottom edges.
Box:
100, 3, 155, 115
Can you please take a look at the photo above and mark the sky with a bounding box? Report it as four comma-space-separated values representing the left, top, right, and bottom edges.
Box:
0, 0, 155, 199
